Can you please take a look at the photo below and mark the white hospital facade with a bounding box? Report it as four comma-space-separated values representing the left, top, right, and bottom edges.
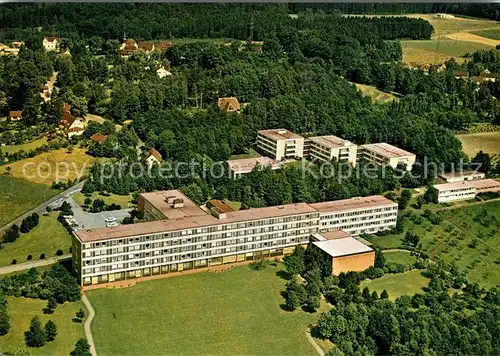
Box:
73, 191, 397, 287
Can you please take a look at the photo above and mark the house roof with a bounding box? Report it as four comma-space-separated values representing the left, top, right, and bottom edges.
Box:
433, 181, 475, 191
90, 134, 108, 143
361, 143, 414, 159
313, 237, 373, 258
124, 39, 137, 46
454, 70, 469, 77
226, 156, 280, 174
158, 41, 172, 51
44, 36, 60, 43
308, 135, 355, 149
8, 110, 23, 118
59, 103, 76, 127
217, 97, 241, 112
472, 178, 500, 191
318, 230, 352, 240
64, 127, 84, 134
149, 148, 163, 161
138, 42, 154, 51
258, 129, 303, 141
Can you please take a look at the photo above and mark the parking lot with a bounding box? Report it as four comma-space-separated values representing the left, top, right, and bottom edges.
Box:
65, 196, 132, 230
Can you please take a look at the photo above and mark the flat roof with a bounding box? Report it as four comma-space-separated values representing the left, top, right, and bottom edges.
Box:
439, 171, 485, 180
139, 190, 208, 219
226, 156, 280, 174
258, 129, 303, 141
361, 143, 414, 159
433, 181, 475, 191
310, 195, 396, 213
318, 230, 352, 240
76, 202, 317, 243
472, 178, 500, 190
313, 237, 373, 258
308, 135, 355, 149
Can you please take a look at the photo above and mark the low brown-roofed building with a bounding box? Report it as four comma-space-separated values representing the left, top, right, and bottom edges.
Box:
207, 199, 234, 213
90, 134, 108, 143
439, 170, 485, 183
8, 110, 23, 121
217, 97, 241, 113
158, 41, 172, 51
473, 178, 500, 194
454, 70, 469, 79
226, 156, 281, 176
138, 42, 155, 53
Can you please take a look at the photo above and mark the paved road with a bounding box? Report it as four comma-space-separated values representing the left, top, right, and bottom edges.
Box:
0, 180, 86, 234
82, 292, 98, 356
0, 254, 71, 275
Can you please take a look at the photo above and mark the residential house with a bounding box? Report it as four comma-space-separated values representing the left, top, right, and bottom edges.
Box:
217, 97, 241, 113
43, 37, 61, 51
155, 64, 172, 78
120, 39, 138, 56
454, 70, 469, 79
479, 69, 499, 82
138, 42, 155, 54
145, 148, 163, 168
59, 103, 85, 139
90, 134, 109, 143
8, 110, 23, 121
158, 41, 172, 52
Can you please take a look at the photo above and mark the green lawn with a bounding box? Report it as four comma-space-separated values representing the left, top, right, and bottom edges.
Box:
228, 148, 261, 160
0, 296, 86, 355
471, 29, 500, 40
360, 270, 429, 300
373, 201, 500, 287
73, 192, 132, 209
0, 212, 72, 267
0, 175, 58, 227
384, 250, 417, 265
1, 137, 48, 154
87, 264, 328, 355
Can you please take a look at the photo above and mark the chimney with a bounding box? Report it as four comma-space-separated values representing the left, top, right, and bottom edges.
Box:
210, 207, 227, 219
173, 198, 184, 208
166, 195, 176, 204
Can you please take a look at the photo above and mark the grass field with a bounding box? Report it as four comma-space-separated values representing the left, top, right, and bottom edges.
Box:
229, 148, 261, 160
87, 264, 328, 355
373, 201, 500, 287
0, 296, 86, 355
73, 192, 132, 208
1, 137, 48, 154
383, 250, 417, 265
457, 132, 500, 158
0, 175, 58, 227
471, 29, 500, 41
0, 212, 72, 267
360, 270, 429, 300
401, 39, 493, 64
353, 83, 400, 104
0, 148, 96, 185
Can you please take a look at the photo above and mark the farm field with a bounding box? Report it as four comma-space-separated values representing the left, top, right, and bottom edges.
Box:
456, 132, 500, 158
401, 39, 493, 64
87, 264, 329, 355
0, 147, 97, 185
372, 201, 500, 287
353, 83, 399, 104
1, 137, 48, 154
0, 175, 58, 227
471, 29, 500, 40
0, 296, 86, 355
0, 212, 72, 267
360, 270, 429, 300
73, 192, 132, 209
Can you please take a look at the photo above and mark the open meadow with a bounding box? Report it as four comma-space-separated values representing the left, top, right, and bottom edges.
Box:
372, 201, 500, 287
0, 212, 72, 267
0, 147, 97, 185
456, 132, 500, 158
360, 270, 429, 300
87, 264, 328, 355
0, 175, 58, 227
1, 137, 48, 155
353, 83, 400, 104
0, 296, 86, 355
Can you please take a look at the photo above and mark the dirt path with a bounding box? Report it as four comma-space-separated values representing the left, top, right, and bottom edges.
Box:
82, 292, 97, 356
0, 254, 71, 275
306, 328, 325, 356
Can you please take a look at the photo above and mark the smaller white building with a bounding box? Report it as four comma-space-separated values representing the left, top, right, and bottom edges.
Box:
257, 129, 305, 161
226, 156, 281, 177
43, 37, 60, 51
146, 148, 163, 168
434, 182, 476, 203
439, 171, 485, 183
156, 65, 172, 78
360, 143, 416, 171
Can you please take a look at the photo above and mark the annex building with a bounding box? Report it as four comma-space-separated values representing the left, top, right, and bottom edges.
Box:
359, 143, 416, 171
434, 179, 500, 203
305, 135, 358, 166
72, 191, 397, 287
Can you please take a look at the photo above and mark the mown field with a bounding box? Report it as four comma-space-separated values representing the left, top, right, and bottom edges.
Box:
360, 270, 429, 300
471, 29, 500, 40
401, 39, 493, 64
87, 264, 328, 355
0, 147, 96, 185
0, 175, 58, 227
0, 212, 72, 267
1, 137, 48, 154
0, 296, 86, 355
373, 201, 500, 287
457, 132, 500, 158
354, 83, 400, 104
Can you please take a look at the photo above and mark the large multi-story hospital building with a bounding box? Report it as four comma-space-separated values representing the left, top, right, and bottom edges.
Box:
72, 190, 398, 287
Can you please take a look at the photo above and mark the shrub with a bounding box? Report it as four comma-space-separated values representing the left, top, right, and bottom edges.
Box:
40, 253, 46, 260
11, 259, 17, 265
55, 250, 63, 256
27, 254, 32, 261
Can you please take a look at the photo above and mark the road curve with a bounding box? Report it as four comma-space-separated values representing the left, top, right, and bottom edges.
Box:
82, 292, 98, 356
